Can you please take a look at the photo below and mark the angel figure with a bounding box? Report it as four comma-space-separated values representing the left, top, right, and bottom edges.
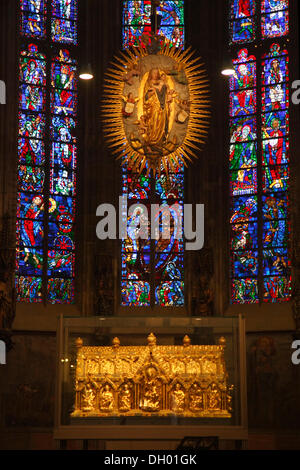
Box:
121, 92, 139, 118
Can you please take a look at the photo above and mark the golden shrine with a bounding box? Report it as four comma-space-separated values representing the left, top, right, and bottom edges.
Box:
71, 333, 233, 418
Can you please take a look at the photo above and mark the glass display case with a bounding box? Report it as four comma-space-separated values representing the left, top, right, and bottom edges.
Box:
54, 315, 247, 448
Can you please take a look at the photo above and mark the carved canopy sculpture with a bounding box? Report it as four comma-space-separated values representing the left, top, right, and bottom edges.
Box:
71, 333, 233, 418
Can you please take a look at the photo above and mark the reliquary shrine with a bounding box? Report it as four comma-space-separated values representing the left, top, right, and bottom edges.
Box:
71, 333, 233, 418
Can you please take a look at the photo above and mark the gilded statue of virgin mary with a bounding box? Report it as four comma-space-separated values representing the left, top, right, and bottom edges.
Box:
140, 68, 176, 153
102, 45, 210, 174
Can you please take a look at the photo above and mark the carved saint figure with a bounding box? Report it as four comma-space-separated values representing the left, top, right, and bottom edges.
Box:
170, 383, 185, 412
189, 384, 204, 411
140, 367, 161, 412
81, 381, 97, 412
99, 384, 114, 412
119, 383, 132, 412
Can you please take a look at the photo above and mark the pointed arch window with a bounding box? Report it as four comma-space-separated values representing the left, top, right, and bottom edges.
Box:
16, 1, 78, 303
229, 0, 291, 304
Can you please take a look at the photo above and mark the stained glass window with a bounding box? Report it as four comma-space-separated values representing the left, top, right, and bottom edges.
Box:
229, 0, 291, 304
230, 0, 289, 43
20, 0, 47, 39
122, 1, 185, 49
121, 1, 185, 308
16, 1, 78, 303
261, 0, 289, 38
230, 0, 256, 44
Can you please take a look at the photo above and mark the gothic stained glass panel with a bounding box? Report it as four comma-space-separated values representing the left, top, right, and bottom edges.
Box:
263, 275, 291, 302
17, 0, 78, 304
261, 43, 290, 300
122, 0, 185, 49
121, 281, 151, 306
230, 0, 256, 44
19, 84, 45, 112
230, 47, 258, 303
229, 4, 290, 305
16, 276, 43, 302
232, 278, 258, 303
47, 278, 74, 303
51, 0, 78, 44
261, 0, 289, 38
20, 0, 47, 39
155, 281, 184, 307
18, 138, 46, 166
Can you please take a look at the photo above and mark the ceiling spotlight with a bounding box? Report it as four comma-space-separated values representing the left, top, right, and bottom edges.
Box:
79, 63, 94, 80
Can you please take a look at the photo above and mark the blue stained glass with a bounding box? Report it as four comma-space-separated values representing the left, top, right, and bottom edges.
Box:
232, 278, 258, 303
51, 60, 77, 90
159, 26, 184, 47
262, 51, 288, 86
123, 1, 151, 25
262, 110, 288, 138
262, 10, 289, 38
156, 172, 184, 201
51, 142, 77, 169
16, 276, 43, 302
262, 192, 288, 219
121, 281, 150, 306
47, 250, 74, 277
51, 89, 77, 115
48, 195, 75, 222
18, 165, 45, 192
231, 18, 255, 43
51, 115, 76, 142
157, 1, 185, 25
230, 88, 256, 116
262, 137, 288, 166
52, 0, 77, 21
48, 222, 74, 248
263, 248, 290, 276
20, 84, 45, 111
155, 255, 183, 280
122, 168, 150, 199
263, 164, 289, 192
20, 56, 46, 86
231, 222, 258, 250
17, 192, 44, 220
263, 275, 291, 302
51, 18, 77, 44
263, 219, 288, 247
231, 195, 257, 222
47, 278, 74, 303
262, 0, 288, 13
20, 1, 47, 38
19, 112, 45, 139
262, 83, 288, 112
155, 281, 184, 306
50, 168, 75, 196
230, 55, 256, 91
232, 250, 258, 278
18, 138, 45, 166
16, 246, 43, 276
